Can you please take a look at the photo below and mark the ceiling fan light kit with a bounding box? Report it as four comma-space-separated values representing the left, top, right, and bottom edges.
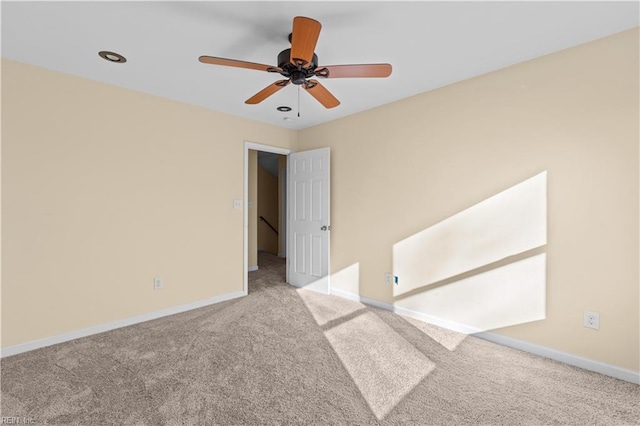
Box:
199, 16, 392, 110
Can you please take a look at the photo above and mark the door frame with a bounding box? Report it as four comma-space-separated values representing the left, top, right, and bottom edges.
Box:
243, 141, 291, 295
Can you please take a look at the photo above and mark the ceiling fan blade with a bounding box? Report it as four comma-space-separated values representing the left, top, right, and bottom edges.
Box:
315, 64, 392, 78
245, 80, 290, 104
199, 56, 280, 73
290, 17, 322, 67
303, 80, 340, 109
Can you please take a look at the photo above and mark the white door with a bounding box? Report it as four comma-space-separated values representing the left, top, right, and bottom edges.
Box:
287, 148, 330, 293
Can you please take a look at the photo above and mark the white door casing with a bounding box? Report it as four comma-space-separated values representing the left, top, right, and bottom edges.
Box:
287, 148, 330, 293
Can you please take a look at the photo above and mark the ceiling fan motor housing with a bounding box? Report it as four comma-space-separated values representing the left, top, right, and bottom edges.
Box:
277, 48, 319, 84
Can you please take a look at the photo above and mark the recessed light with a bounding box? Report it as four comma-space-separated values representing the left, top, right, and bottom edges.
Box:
98, 51, 127, 63
277, 106, 292, 112
283, 117, 293, 122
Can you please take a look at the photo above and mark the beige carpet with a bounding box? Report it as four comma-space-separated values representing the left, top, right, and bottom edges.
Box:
2, 252, 639, 425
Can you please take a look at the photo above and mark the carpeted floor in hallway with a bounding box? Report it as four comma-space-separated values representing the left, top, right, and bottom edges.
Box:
1, 252, 639, 425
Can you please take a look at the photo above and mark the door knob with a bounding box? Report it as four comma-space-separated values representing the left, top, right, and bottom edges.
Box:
321, 226, 328, 231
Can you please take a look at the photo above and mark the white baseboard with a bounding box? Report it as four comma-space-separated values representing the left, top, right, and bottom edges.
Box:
291, 276, 330, 294
329, 288, 639, 385
330, 288, 482, 334
474, 331, 640, 384
1, 290, 245, 358
248, 266, 259, 272
330, 287, 392, 310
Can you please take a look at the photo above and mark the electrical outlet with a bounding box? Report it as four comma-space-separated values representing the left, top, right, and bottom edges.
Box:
384, 273, 392, 285
233, 200, 242, 210
384, 273, 399, 285
154, 277, 163, 290
584, 311, 599, 330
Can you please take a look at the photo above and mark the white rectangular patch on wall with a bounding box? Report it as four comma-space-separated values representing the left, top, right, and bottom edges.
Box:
396, 253, 547, 332
393, 171, 547, 297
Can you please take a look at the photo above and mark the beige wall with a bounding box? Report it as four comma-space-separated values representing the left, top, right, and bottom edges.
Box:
2, 29, 638, 373
298, 29, 639, 371
257, 165, 279, 255
1, 59, 295, 348
248, 150, 258, 269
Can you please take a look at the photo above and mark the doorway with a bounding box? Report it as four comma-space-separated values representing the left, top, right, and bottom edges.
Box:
243, 142, 290, 295
256, 151, 287, 263
243, 142, 331, 296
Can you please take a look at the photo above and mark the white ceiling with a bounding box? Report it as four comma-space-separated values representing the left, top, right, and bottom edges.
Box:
2, 2, 638, 130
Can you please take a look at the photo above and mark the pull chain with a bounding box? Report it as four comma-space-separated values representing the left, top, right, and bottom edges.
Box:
297, 86, 300, 118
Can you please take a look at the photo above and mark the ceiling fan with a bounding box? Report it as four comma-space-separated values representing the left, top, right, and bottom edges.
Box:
199, 16, 392, 109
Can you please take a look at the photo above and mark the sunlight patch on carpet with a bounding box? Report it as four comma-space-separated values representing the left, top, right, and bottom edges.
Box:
324, 312, 434, 419
298, 289, 434, 420
400, 315, 468, 351
296, 288, 366, 326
